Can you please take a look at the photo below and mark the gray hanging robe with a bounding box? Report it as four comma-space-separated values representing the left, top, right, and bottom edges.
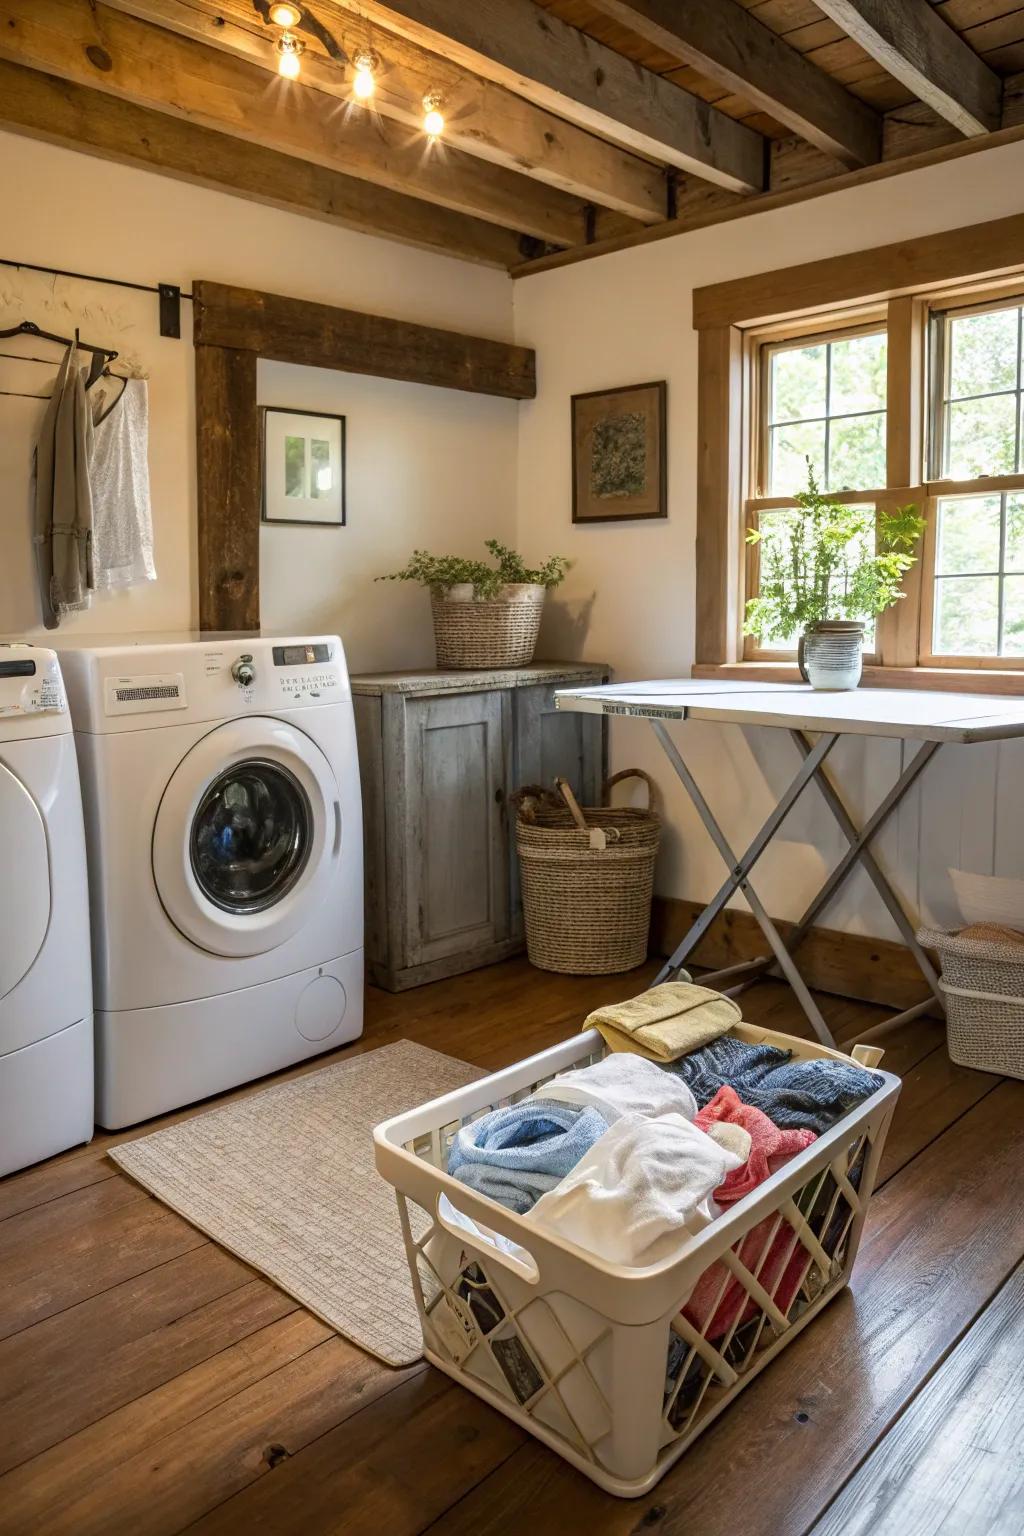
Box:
33, 345, 94, 629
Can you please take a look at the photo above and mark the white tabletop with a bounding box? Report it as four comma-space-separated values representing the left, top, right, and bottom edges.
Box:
555, 679, 1024, 744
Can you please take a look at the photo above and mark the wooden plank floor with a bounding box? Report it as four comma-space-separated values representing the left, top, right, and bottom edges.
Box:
0, 958, 1020, 1536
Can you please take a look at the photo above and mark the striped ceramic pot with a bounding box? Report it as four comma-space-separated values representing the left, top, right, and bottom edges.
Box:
797, 620, 865, 690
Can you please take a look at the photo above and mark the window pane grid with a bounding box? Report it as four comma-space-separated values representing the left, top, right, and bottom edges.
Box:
933, 492, 1024, 655
940, 305, 1024, 479
765, 330, 886, 497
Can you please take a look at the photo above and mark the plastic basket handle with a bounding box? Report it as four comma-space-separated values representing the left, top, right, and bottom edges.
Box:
434, 1192, 541, 1284
602, 768, 656, 809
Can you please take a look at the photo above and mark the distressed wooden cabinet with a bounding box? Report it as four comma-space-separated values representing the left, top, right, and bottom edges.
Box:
353, 663, 609, 991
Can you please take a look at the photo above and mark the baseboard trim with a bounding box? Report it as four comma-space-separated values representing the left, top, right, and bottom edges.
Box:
651, 897, 940, 1015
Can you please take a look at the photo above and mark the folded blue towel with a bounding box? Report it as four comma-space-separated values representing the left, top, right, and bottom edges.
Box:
447, 1098, 610, 1214
672, 1037, 883, 1135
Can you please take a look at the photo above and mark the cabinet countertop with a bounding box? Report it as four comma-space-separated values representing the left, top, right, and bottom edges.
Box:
351, 662, 610, 696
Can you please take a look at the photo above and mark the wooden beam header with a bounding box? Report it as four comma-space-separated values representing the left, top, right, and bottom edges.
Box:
814, 0, 1002, 138
586, 0, 882, 169
0, 63, 526, 268
692, 210, 1024, 330
333, 0, 766, 193
193, 281, 536, 398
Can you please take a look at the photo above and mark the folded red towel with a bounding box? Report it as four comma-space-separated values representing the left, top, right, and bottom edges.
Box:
682, 1086, 816, 1341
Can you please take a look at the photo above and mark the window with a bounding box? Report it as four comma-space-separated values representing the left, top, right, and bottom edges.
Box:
746, 324, 887, 657
736, 288, 1024, 672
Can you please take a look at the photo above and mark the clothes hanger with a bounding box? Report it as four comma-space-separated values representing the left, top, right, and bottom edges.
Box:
0, 319, 118, 384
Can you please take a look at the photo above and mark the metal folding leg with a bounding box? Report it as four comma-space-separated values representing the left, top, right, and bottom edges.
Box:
650, 720, 841, 1047
647, 718, 944, 1049
786, 731, 945, 1016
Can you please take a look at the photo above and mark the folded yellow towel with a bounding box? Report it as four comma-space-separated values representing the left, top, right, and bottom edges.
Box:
584, 982, 741, 1062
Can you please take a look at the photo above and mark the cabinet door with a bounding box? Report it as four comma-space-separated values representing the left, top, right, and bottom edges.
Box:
403, 690, 510, 967
511, 683, 606, 929
513, 682, 604, 805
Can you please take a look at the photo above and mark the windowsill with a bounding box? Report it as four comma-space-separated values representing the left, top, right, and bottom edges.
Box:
691, 661, 1024, 696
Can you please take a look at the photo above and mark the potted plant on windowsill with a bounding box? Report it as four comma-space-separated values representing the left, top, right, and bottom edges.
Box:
379, 540, 570, 669
744, 462, 924, 690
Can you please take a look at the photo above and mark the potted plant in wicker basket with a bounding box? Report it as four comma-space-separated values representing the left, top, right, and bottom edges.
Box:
379, 540, 570, 669
744, 461, 924, 689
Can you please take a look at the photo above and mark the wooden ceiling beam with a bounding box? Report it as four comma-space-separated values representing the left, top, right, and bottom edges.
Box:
584, 0, 882, 168
813, 0, 1002, 137
0, 63, 527, 268
330, 0, 767, 193
0, 0, 620, 248
100, 0, 668, 225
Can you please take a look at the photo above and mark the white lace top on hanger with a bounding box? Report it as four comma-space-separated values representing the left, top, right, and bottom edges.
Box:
89, 375, 156, 590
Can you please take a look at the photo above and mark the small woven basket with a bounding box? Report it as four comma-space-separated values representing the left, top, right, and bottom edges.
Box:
513, 770, 661, 975
431, 587, 545, 669
917, 923, 1024, 1079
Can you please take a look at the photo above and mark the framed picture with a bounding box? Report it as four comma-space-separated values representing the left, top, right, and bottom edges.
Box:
571, 380, 666, 523
261, 407, 346, 526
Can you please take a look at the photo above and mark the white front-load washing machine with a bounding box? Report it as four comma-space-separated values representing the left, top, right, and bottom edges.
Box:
58, 634, 364, 1128
0, 645, 93, 1175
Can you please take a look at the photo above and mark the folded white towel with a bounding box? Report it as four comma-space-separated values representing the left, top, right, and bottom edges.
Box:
533, 1053, 698, 1125
526, 1113, 745, 1269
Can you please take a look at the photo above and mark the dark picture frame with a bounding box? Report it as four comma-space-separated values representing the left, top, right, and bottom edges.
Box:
261, 406, 346, 527
571, 380, 667, 523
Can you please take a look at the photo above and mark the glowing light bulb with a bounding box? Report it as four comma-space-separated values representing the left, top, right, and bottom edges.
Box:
276, 32, 303, 78
268, 2, 301, 25
422, 91, 444, 138
352, 49, 379, 101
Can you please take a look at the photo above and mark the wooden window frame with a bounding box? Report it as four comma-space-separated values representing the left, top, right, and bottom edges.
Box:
693, 209, 1024, 695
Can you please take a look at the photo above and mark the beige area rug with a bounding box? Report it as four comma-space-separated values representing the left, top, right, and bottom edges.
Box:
110, 1040, 482, 1367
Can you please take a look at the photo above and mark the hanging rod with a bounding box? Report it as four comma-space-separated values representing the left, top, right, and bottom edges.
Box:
0, 257, 191, 339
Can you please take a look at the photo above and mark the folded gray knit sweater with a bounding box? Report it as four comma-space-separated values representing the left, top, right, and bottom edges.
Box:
670, 1037, 884, 1135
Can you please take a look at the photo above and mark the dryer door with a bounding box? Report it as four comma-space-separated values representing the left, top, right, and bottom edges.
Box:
152, 717, 342, 958
0, 761, 50, 1000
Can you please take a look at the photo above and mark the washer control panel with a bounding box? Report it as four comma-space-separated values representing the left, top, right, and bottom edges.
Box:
0, 648, 66, 717
270, 640, 343, 703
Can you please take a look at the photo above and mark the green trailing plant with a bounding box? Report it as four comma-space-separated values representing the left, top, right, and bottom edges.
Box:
744, 460, 924, 644
378, 541, 570, 600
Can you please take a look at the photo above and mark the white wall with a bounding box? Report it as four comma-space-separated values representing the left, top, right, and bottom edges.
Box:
513, 139, 1024, 937
0, 132, 516, 665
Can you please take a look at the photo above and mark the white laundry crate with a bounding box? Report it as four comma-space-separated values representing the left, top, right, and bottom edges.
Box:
374, 1024, 900, 1499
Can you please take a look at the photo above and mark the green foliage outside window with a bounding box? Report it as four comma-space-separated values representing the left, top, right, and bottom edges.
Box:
744, 461, 924, 644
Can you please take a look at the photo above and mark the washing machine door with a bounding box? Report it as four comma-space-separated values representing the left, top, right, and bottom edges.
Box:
0, 760, 51, 1000
152, 717, 341, 958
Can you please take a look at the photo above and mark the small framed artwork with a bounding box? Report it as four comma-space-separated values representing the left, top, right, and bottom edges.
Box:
571, 380, 666, 523
261, 407, 346, 526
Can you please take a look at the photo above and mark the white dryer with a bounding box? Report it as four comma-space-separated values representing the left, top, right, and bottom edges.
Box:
0, 646, 93, 1175
59, 635, 364, 1128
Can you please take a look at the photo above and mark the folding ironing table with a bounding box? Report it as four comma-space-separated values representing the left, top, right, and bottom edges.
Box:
554, 679, 1024, 1049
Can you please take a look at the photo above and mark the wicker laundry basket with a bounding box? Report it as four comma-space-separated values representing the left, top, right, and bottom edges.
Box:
514, 770, 661, 975
431, 585, 546, 669
917, 924, 1024, 1079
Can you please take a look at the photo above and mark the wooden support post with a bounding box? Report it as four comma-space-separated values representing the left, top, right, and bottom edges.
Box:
195, 345, 260, 633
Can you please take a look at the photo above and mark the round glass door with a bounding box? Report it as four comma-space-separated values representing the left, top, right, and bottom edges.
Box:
190, 759, 312, 915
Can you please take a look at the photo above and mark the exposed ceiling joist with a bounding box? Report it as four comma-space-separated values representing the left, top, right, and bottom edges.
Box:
584, 0, 882, 169
100, 0, 668, 225
330, 0, 767, 193
0, 63, 525, 267
0, 0, 630, 248
813, 0, 1003, 138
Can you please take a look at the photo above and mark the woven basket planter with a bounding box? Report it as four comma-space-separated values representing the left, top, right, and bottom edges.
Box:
514, 771, 661, 975
431, 583, 546, 670
918, 923, 1024, 1079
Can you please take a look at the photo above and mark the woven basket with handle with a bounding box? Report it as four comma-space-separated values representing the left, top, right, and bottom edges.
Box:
513, 770, 661, 975
917, 923, 1024, 1079
431, 587, 545, 669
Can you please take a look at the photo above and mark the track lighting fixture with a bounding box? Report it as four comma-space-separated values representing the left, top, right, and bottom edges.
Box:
276, 30, 304, 77
422, 90, 445, 139
352, 48, 380, 101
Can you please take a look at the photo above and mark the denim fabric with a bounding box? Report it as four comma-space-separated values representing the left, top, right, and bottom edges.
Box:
672, 1037, 883, 1135
447, 1098, 610, 1215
